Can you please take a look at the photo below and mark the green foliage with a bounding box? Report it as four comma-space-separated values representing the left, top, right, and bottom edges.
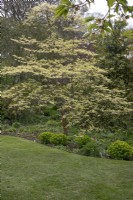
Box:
43, 107, 60, 120
67, 137, 79, 151
56, 0, 133, 33
55, 0, 72, 17
54, 145, 70, 152
80, 140, 100, 157
107, 140, 133, 160
56, 5, 69, 17
38, 132, 54, 144
5, 127, 17, 133
95, 20, 133, 98
1, 17, 24, 66
74, 135, 91, 148
23, 2, 84, 41
2, 120, 63, 137
107, 0, 116, 8
49, 133, 68, 145
12, 122, 21, 129
112, 129, 133, 146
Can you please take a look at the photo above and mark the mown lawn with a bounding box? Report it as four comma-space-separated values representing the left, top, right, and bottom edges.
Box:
1, 136, 133, 200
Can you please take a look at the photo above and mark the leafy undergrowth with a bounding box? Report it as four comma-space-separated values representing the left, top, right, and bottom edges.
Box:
1, 136, 133, 200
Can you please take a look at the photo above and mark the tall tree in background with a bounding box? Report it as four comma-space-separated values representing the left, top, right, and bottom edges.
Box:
23, 2, 85, 41
1, 2, 85, 66
92, 20, 133, 100
1, 0, 59, 20
1, 16, 24, 66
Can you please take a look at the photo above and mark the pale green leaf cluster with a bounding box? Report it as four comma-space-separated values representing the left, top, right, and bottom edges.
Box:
2, 3, 132, 131
2, 33, 132, 131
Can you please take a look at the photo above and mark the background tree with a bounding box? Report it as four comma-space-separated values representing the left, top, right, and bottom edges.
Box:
91, 20, 133, 100
1, 16, 24, 66
23, 2, 86, 41
1, 0, 59, 21
1, 1, 62, 67
1, 2, 85, 66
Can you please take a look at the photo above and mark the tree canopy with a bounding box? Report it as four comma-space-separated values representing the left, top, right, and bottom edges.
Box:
56, 0, 133, 33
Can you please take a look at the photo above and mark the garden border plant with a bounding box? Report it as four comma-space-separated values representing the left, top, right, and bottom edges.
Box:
38, 132, 133, 161
107, 140, 133, 160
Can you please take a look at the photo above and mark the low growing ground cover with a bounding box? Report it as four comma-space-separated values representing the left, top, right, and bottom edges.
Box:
1, 136, 133, 200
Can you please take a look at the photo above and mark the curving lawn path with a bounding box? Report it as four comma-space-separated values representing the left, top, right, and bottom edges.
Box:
1, 136, 133, 200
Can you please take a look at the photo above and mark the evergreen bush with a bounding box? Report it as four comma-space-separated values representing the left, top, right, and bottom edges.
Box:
80, 141, 100, 157
107, 140, 133, 160
49, 133, 68, 146
38, 132, 53, 144
12, 122, 21, 129
74, 135, 91, 148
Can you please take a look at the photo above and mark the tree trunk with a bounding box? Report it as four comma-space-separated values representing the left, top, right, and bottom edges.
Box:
60, 111, 68, 135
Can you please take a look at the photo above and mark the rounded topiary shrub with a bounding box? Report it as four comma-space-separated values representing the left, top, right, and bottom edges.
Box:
49, 133, 68, 146
80, 141, 100, 157
74, 135, 91, 148
107, 140, 133, 160
38, 132, 53, 144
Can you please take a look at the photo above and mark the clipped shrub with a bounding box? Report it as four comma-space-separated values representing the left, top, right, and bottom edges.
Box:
107, 140, 133, 160
38, 132, 53, 144
49, 133, 68, 146
74, 135, 91, 148
80, 141, 100, 157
